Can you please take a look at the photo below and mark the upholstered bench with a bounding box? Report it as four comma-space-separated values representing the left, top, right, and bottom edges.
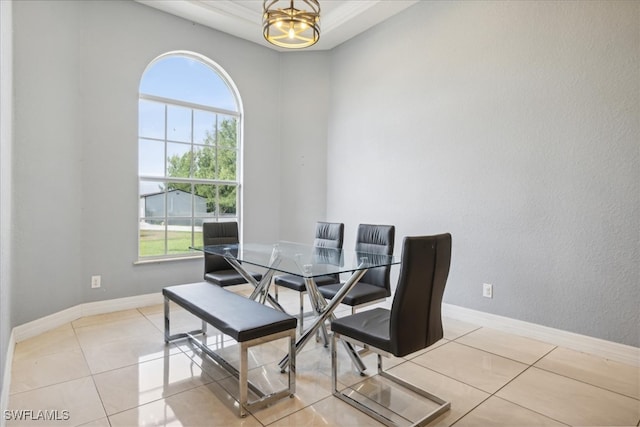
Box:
162, 282, 297, 417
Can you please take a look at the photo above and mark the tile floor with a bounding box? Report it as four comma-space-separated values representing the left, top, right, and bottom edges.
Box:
6, 285, 640, 427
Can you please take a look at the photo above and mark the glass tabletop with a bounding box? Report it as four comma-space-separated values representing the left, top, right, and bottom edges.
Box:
192, 241, 399, 278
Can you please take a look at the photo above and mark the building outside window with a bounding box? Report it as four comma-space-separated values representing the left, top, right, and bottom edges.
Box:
138, 52, 241, 259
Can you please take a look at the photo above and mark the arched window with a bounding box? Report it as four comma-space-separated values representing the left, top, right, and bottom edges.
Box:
138, 52, 242, 259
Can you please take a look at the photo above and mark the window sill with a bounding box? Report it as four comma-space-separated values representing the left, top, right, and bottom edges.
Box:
134, 254, 203, 265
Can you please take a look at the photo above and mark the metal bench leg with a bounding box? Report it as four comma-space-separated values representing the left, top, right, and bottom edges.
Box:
164, 295, 296, 418
236, 330, 296, 417
164, 296, 207, 343
239, 341, 249, 417
164, 296, 170, 343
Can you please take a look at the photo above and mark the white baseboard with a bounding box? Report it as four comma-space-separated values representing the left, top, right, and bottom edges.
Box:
1, 329, 15, 427
13, 306, 82, 343
443, 303, 640, 367
81, 293, 163, 318
6, 296, 639, 368
12, 293, 163, 343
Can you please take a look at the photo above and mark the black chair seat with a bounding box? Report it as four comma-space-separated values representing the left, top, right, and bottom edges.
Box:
205, 270, 262, 287
331, 307, 392, 353
319, 282, 390, 306
274, 274, 339, 292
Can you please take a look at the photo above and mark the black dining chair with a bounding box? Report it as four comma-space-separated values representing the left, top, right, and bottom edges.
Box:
202, 221, 262, 287
318, 223, 395, 314
274, 221, 344, 332
331, 233, 452, 427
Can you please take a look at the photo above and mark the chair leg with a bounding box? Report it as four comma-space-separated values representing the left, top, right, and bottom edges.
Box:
331, 332, 338, 394
299, 292, 305, 333
332, 333, 450, 427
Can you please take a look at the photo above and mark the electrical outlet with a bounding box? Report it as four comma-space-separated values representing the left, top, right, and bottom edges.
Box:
91, 275, 101, 289
482, 283, 493, 298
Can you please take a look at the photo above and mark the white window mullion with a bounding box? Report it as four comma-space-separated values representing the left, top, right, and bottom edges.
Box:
140, 93, 239, 118
163, 104, 169, 255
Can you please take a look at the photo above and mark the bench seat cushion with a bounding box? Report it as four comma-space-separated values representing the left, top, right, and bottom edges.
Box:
163, 282, 296, 342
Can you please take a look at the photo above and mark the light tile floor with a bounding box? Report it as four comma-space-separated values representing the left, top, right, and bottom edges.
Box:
6, 285, 640, 427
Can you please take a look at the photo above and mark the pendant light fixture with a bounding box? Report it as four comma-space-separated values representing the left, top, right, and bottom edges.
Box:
263, 0, 321, 49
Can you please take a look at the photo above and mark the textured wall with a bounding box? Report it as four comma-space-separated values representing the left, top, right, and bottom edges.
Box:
327, 1, 639, 346
8, 0, 639, 349
74, 0, 283, 306
11, 0, 286, 324
278, 52, 332, 243
13, 0, 85, 327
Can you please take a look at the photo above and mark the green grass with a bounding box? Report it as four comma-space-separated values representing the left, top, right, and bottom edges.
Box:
139, 230, 203, 257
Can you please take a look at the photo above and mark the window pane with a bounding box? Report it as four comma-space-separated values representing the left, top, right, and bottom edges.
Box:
167, 142, 192, 178
193, 223, 204, 247
139, 227, 166, 257
167, 105, 191, 143
218, 148, 237, 181
139, 56, 238, 112
194, 184, 217, 216
167, 218, 192, 254
218, 185, 237, 216
193, 145, 216, 180
139, 180, 165, 220
194, 110, 216, 145
217, 116, 237, 150
165, 184, 193, 218
139, 139, 165, 177
139, 100, 165, 139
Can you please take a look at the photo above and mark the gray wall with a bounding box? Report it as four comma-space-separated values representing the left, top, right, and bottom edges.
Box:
0, 0, 13, 396
327, 0, 640, 346
14, 0, 84, 324
278, 52, 332, 242
6, 0, 639, 352
11, 0, 290, 325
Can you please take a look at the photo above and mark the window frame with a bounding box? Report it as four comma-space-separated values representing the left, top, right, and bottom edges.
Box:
137, 53, 243, 262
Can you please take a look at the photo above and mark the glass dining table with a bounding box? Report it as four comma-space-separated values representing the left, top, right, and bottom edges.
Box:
192, 241, 400, 374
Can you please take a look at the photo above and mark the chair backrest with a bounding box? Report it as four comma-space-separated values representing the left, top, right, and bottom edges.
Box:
203, 221, 239, 273
389, 234, 452, 357
355, 224, 395, 291
314, 222, 344, 249
313, 222, 344, 277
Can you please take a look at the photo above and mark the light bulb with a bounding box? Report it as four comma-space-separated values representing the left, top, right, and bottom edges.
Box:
288, 27, 295, 39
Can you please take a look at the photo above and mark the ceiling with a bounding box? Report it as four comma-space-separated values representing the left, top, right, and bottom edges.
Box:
135, 0, 418, 51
